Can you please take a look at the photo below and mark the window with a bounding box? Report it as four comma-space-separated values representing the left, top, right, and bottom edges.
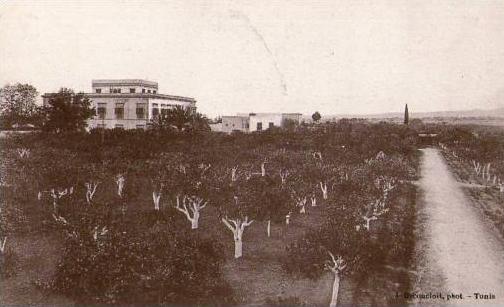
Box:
153, 90, 157, 94
147, 89, 151, 93
115, 103, 124, 119
269, 122, 274, 129
136, 103, 146, 119
95, 88, 102, 93
112, 88, 122, 93
142, 89, 146, 93
152, 103, 159, 118
161, 109, 168, 117
97, 103, 107, 119
130, 88, 136, 93
257, 122, 262, 131
115, 124, 124, 129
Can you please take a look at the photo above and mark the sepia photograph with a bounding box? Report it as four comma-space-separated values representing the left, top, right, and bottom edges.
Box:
1, 0, 503, 306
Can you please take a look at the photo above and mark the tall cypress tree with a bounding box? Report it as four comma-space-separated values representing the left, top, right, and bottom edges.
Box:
404, 104, 409, 125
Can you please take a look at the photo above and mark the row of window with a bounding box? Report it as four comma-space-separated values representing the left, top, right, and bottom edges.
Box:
97, 103, 147, 120
256, 122, 275, 131
224, 122, 249, 129
222, 122, 274, 131
95, 88, 157, 94
96, 124, 145, 129
96, 103, 182, 120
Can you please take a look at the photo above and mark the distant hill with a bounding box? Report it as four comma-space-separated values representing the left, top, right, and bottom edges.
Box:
315, 107, 504, 121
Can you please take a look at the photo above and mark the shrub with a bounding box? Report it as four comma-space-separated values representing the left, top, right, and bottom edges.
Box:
51, 214, 235, 305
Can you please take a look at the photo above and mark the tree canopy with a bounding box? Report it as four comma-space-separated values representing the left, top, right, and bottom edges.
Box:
40, 88, 95, 133
0, 83, 39, 128
151, 105, 210, 132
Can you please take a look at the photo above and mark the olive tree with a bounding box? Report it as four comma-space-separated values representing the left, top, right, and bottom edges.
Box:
210, 175, 256, 259
243, 176, 291, 237
173, 162, 212, 229
283, 200, 371, 307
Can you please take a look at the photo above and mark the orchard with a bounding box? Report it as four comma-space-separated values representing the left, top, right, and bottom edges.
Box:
1, 120, 421, 306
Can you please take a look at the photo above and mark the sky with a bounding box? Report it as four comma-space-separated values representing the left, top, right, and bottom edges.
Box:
1, 0, 504, 118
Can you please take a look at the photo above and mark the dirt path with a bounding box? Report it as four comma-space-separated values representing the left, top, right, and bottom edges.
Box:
414, 148, 504, 305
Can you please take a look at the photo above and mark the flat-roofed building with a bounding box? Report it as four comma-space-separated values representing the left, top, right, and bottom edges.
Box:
42, 79, 196, 130
220, 113, 302, 133
221, 116, 250, 133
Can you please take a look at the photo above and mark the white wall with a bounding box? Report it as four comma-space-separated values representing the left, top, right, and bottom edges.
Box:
148, 98, 192, 119
249, 114, 283, 132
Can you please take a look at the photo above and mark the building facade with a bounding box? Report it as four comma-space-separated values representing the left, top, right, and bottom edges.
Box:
42, 79, 196, 129
221, 116, 250, 133
220, 113, 302, 133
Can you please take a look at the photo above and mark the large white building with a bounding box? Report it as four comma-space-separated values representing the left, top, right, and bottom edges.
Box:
43, 79, 196, 129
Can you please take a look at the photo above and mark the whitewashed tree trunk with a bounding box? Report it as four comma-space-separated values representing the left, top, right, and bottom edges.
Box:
115, 174, 125, 198
297, 196, 307, 213
481, 163, 490, 181
52, 196, 58, 212
473, 161, 481, 175
325, 252, 346, 307
17, 148, 30, 158
52, 213, 68, 226
319, 182, 328, 200
45, 187, 72, 212
261, 162, 267, 177
311, 196, 317, 207
231, 166, 238, 181
191, 211, 200, 229
175, 195, 207, 229
235, 239, 243, 258
267, 220, 271, 237
92, 225, 108, 242
362, 216, 377, 231
0, 237, 7, 253
85, 182, 99, 204
222, 216, 253, 259
362, 199, 388, 231
330, 273, 341, 307
280, 170, 289, 185
152, 191, 161, 210
286, 212, 291, 225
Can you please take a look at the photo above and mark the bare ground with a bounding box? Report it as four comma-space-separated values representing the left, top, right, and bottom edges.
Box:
413, 148, 504, 306
0, 233, 73, 306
